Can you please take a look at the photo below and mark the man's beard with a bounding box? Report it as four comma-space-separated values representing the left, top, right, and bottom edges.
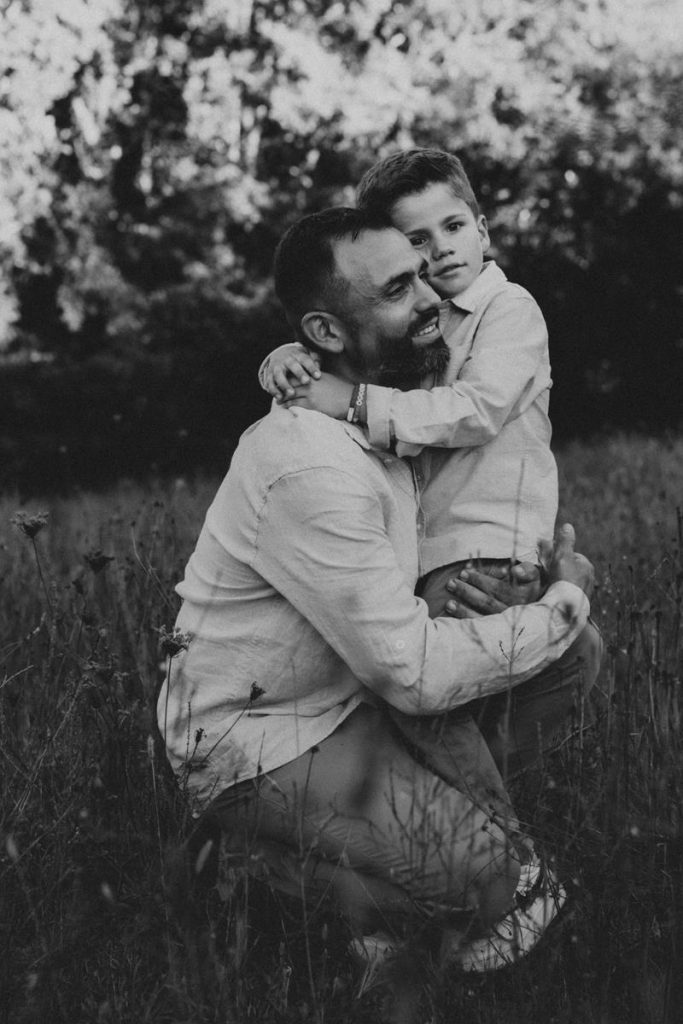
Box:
375, 330, 451, 391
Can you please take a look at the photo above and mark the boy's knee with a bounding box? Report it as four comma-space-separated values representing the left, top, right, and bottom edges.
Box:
574, 620, 603, 692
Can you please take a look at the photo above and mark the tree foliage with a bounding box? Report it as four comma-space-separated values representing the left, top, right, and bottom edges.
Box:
1, 0, 682, 486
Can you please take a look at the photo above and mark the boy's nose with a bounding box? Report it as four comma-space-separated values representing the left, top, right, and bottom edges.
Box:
432, 235, 455, 260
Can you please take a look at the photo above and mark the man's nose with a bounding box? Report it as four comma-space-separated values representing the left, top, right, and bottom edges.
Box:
415, 275, 441, 307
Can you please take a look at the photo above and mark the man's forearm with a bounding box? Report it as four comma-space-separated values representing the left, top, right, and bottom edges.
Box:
376, 581, 589, 715
255, 466, 590, 717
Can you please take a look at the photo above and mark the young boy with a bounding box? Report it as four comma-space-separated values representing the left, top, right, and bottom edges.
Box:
260, 148, 558, 622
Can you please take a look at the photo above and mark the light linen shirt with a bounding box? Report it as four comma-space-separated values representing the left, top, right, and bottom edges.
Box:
158, 404, 588, 810
364, 262, 558, 571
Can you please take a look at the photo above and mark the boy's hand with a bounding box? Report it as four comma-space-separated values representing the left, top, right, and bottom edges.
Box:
264, 346, 322, 399
444, 562, 541, 618
540, 523, 594, 597
281, 373, 355, 419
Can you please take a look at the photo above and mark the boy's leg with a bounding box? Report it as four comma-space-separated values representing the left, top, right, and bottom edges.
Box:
471, 620, 603, 781
393, 561, 601, 838
392, 559, 516, 826
200, 703, 521, 940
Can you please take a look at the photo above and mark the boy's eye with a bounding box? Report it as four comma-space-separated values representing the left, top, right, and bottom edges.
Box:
446, 221, 464, 233
408, 235, 427, 248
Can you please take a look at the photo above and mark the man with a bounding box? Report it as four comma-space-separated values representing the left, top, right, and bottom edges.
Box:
158, 208, 598, 982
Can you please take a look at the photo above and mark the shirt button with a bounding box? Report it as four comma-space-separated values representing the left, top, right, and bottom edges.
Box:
395, 639, 406, 651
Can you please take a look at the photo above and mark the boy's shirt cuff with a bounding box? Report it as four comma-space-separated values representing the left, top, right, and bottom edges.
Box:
365, 384, 426, 457
365, 384, 394, 451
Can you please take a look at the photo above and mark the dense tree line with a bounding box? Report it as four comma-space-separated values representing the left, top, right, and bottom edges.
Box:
1, 0, 681, 490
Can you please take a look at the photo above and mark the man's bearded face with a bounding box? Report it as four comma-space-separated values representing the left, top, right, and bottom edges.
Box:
347, 307, 451, 391
332, 228, 450, 389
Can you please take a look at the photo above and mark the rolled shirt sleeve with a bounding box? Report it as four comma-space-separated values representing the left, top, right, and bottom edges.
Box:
253, 464, 588, 716
365, 294, 549, 457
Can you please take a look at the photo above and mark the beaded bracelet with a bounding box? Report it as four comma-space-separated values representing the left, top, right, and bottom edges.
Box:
347, 382, 366, 424
346, 384, 360, 422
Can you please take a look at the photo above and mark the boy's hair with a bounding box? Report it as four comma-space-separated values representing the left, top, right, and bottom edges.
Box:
356, 148, 479, 219
273, 206, 391, 343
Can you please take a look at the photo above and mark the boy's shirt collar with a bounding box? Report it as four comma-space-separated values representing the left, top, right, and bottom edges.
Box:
444, 260, 507, 314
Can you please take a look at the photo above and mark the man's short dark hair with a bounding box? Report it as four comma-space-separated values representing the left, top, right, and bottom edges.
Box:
273, 206, 391, 342
356, 148, 479, 219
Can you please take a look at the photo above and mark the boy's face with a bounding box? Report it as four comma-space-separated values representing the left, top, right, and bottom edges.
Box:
390, 182, 490, 299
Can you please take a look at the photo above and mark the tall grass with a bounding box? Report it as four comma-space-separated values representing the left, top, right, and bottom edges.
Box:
1, 433, 682, 1024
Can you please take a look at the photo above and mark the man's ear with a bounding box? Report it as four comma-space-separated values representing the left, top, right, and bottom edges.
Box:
300, 311, 345, 353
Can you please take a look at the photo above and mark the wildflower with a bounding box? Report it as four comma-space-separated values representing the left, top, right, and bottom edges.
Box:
84, 549, 115, 574
10, 510, 49, 538
157, 625, 193, 658
100, 881, 115, 903
5, 834, 19, 862
250, 682, 265, 703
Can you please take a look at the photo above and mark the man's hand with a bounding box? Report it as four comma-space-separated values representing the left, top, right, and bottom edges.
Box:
540, 522, 594, 597
443, 523, 594, 619
444, 562, 542, 619
280, 373, 354, 419
264, 346, 322, 399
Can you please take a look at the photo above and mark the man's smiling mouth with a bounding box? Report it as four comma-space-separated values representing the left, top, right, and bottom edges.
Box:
412, 319, 440, 341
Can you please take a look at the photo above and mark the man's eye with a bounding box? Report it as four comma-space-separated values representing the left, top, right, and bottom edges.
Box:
387, 283, 409, 298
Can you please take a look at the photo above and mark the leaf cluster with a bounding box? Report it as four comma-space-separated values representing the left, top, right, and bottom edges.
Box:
0, 0, 681, 485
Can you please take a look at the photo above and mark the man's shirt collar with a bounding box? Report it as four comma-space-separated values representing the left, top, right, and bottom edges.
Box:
272, 402, 374, 452
342, 420, 374, 450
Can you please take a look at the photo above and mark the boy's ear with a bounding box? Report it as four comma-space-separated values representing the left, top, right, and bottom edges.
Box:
478, 215, 491, 253
300, 311, 345, 353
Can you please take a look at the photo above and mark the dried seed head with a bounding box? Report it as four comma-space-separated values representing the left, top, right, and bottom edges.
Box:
250, 683, 265, 703
157, 625, 193, 657
10, 511, 49, 538
84, 549, 115, 574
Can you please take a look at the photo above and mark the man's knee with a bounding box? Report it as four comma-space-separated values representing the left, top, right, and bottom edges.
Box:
440, 810, 520, 933
469, 823, 520, 932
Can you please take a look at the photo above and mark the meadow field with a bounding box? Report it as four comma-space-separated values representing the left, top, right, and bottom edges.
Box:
1, 432, 682, 1024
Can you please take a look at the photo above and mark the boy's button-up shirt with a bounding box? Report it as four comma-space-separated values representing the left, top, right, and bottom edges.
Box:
364, 262, 558, 570
158, 404, 588, 810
